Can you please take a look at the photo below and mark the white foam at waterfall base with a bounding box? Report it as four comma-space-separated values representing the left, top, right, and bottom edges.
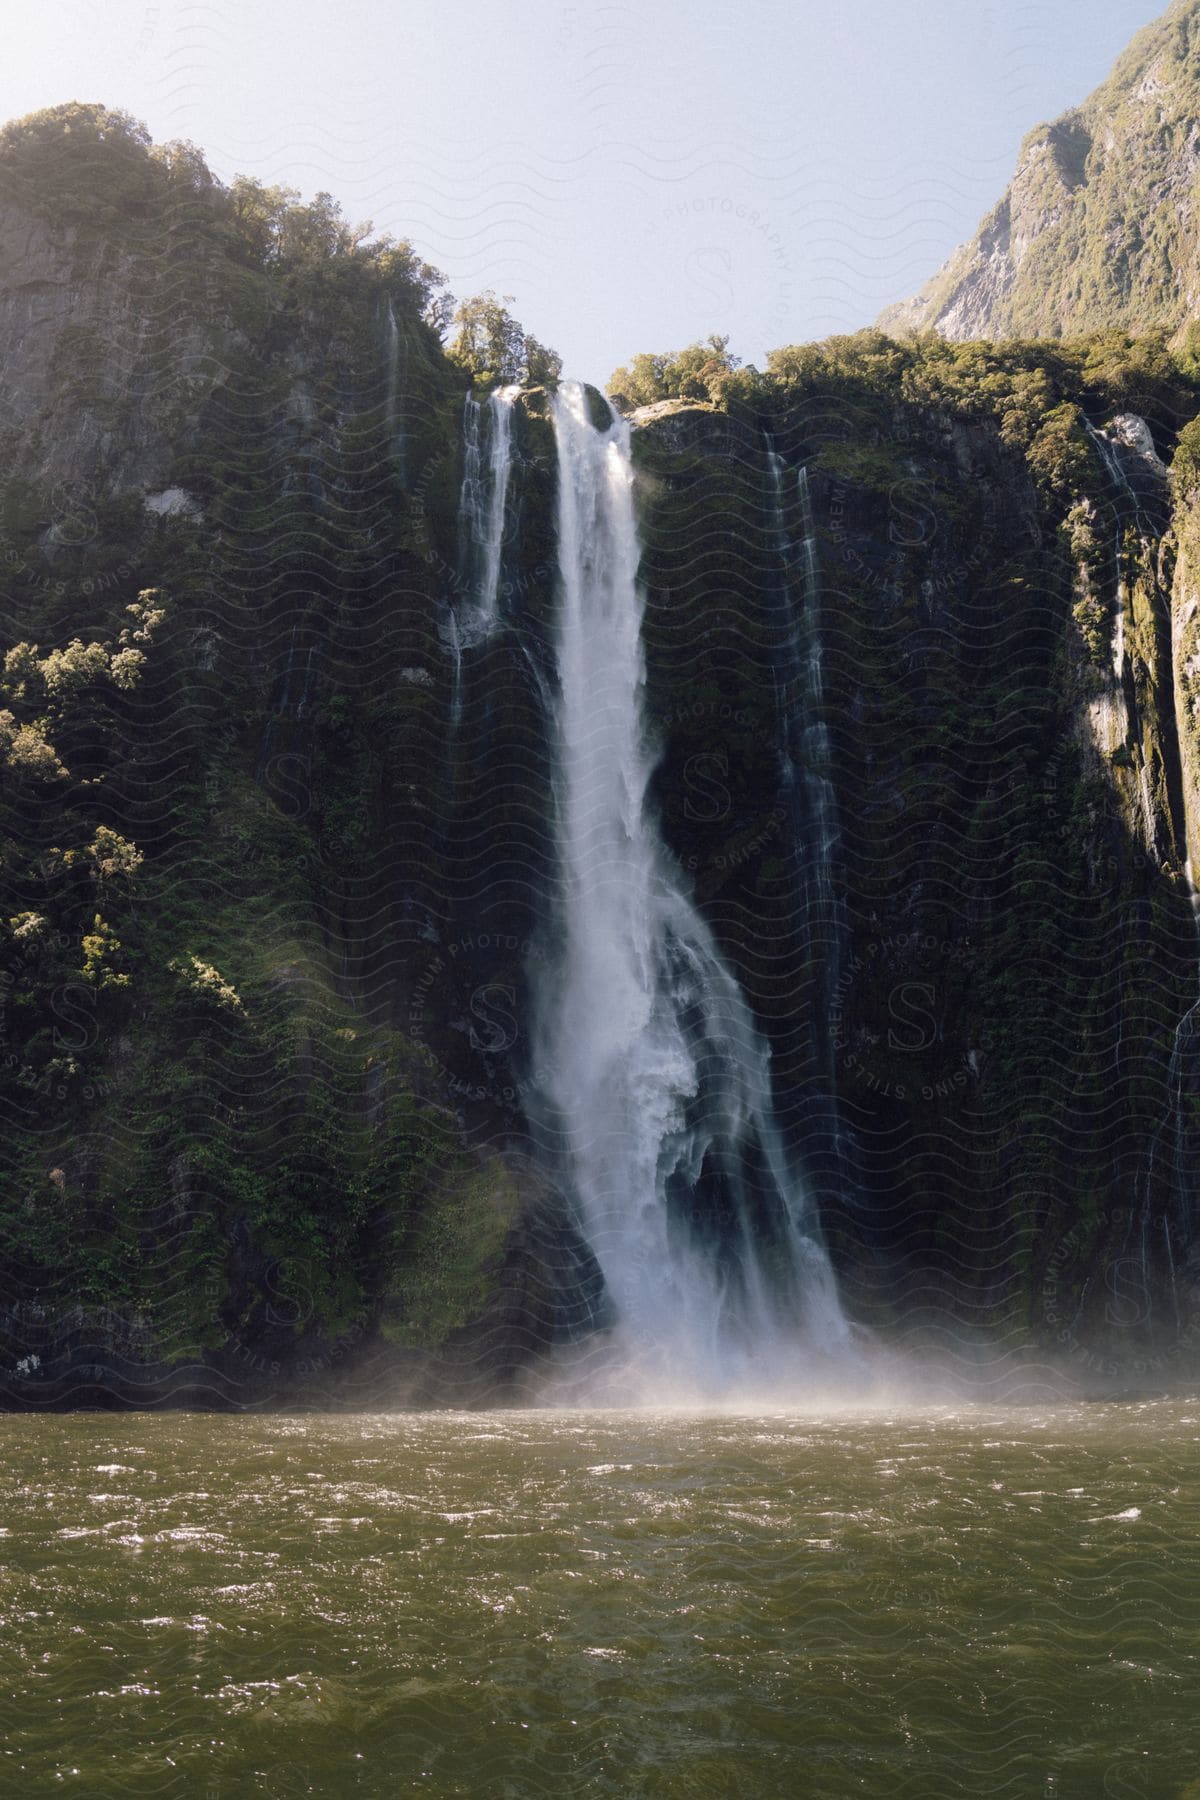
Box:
530, 381, 854, 1403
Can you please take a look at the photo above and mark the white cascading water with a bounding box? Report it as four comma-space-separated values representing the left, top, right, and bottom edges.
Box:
1087, 418, 1199, 1312
447, 385, 520, 730
1084, 421, 1131, 678
533, 382, 851, 1397
457, 385, 520, 644
767, 449, 848, 1192
384, 298, 406, 482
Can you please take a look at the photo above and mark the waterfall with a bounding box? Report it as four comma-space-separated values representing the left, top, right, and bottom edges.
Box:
384, 298, 406, 480
446, 386, 519, 732
1088, 418, 1200, 1304
1085, 421, 1132, 678
445, 609, 464, 738
769, 453, 840, 987
456, 386, 520, 644
532, 382, 850, 1397
795, 469, 837, 873
767, 447, 848, 1192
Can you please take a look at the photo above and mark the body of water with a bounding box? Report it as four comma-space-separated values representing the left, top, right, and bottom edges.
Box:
3, 1402, 1199, 1797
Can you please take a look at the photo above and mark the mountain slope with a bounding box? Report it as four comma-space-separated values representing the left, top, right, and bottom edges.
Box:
878, 0, 1200, 341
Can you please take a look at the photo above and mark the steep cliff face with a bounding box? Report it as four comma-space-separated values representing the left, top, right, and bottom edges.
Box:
625, 367, 1200, 1380
3, 111, 1200, 1404
0, 110, 598, 1408
878, 0, 1200, 343
1173, 458, 1200, 865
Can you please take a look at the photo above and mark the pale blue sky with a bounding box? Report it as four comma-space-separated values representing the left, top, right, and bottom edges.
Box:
0, 0, 1166, 380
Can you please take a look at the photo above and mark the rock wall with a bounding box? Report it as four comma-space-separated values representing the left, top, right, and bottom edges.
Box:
631, 389, 1200, 1381
3, 117, 1200, 1403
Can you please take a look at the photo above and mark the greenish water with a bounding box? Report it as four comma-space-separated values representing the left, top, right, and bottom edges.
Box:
3, 1404, 1200, 1798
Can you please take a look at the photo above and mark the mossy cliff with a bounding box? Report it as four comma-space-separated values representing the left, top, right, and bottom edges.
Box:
2, 109, 1199, 1404
879, 0, 1200, 346
0, 107, 596, 1407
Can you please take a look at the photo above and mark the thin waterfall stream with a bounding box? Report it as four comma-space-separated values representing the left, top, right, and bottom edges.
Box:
383, 296, 407, 482
1087, 416, 1200, 1300
457, 384, 519, 643
447, 384, 520, 732
766, 445, 849, 1196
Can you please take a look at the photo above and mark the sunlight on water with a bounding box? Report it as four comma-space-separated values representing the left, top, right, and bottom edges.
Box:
4, 1402, 1200, 1797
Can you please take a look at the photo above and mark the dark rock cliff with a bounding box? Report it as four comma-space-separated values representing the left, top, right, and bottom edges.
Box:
3, 111, 1200, 1404
631, 385, 1200, 1385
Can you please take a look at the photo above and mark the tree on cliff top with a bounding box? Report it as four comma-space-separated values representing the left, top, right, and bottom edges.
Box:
0, 103, 159, 224
0, 103, 449, 324
445, 290, 563, 389
607, 335, 741, 411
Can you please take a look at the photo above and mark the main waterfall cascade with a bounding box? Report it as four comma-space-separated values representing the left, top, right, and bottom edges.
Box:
530, 382, 851, 1396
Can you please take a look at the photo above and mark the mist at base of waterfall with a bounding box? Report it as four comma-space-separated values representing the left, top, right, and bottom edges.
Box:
510, 1318, 1140, 1412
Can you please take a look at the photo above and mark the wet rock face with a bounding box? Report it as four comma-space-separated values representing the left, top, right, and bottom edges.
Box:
0, 196, 223, 494
3, 114, 1200, 1399
630, 398, 1200, 1372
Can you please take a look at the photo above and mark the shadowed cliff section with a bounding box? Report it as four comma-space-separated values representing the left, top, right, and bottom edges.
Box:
0, 106, 597, 1409
624, 334, 1200, 1383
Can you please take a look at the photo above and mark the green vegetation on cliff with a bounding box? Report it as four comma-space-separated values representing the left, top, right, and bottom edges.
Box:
0, 105, 575, 1402
607, 335, 741, 411
445, 290, 563, 389
877, 0, 1200, 343
3, 95, 1200, 1396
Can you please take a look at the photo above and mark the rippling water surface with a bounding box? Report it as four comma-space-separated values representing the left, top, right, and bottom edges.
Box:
3, 1403, 1200, 1797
